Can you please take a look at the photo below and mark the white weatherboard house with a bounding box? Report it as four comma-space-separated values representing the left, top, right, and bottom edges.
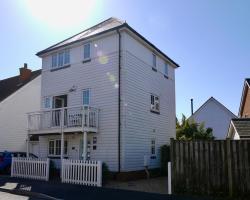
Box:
0, 64, 41, 155
27, 17, 179, 173
189, 97, 236, 139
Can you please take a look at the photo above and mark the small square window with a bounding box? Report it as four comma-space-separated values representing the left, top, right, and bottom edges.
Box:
83, 43, 91, 60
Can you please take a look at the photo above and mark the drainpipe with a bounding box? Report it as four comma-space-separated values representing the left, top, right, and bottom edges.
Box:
117, 29, 121, 173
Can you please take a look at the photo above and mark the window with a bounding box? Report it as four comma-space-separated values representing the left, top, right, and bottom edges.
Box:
83, 43, 91, 60
83, 89, 90, 105
48, 140, 68, 156
52, 54, 57, 68
151, 139, 156, 156
49, 140, 54, 155
93, 136, 97, 150
64, 49, 70, 65
164, 63, 168, 76
150, 94, 160, 113
152, 54, 156, 68
44, 97, 52, 109
51, 49, 70, 69
58, 52, 64, 67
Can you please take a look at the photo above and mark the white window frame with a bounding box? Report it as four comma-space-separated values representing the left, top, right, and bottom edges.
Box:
83, 43, 91, 61
48, 139, 68, 156
82, 89, 91, 106
150, 94, 160, 113
152, 53, 157, 69
51, 49, 70, 69
44, 96, 52, 109
151, 138, 156, 157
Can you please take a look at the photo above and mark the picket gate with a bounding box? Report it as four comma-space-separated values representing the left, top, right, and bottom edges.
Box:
61, 159, 102, 187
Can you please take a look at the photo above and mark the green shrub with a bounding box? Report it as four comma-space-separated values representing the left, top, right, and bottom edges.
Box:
160, 144, 170, 175
102, 162, 111, 183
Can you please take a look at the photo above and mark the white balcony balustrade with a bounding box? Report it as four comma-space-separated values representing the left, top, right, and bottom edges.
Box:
28, 106, 99, 134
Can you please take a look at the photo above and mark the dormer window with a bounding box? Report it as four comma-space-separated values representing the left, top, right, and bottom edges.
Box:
83, 43, 91, 60
51, 49, 70, 70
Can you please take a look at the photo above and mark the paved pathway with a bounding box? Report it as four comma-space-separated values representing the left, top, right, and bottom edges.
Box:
105, 176, 168, 194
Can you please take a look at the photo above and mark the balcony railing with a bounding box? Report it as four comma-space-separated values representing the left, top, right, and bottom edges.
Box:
28, 106, 99, 133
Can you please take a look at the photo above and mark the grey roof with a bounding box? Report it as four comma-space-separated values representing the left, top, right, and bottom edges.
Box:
37, 18, 125, 56
232, 118, 250, 136
36, 17, 180, 68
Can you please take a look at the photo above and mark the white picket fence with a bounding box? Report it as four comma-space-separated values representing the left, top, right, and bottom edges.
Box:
61, 159, 102, 187
11, 157, 50, 181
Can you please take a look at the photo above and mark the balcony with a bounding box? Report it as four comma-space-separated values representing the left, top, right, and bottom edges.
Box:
28, 106, 99, 134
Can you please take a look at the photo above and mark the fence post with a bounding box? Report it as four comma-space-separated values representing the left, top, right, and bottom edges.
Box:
168, 162, 172, 194
97, 161, 102, 187
227, 138, 233, 197
170, 138, 174, 193
46, 158, 50, 181
11, 157, 15, 177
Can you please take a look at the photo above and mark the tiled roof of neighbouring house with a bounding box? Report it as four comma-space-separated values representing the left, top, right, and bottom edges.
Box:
232, 118, 250, 136
246, 78, 250, 86
0, 69, 41, 102
36, 17, 180, 68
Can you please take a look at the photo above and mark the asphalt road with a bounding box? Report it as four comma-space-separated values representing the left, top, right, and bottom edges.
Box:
0, 176, 212, 200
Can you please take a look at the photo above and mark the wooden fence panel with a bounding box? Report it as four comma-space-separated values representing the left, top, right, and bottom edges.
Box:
171, 139, 250, 197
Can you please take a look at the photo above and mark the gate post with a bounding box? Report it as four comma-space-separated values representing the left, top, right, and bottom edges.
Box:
227, 138, 233, 197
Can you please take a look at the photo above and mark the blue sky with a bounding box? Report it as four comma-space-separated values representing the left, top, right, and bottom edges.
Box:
1, 0, 249, 118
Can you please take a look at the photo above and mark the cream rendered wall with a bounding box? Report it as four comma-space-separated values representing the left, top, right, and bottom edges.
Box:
0, 76, 41, 153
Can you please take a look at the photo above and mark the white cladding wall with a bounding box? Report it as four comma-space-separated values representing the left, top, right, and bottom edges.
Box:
0, 76, 41, 152
120, 32, 176, 171
41, 34, 119, 171
39, 31, 176, 172
191, 99, 235, 139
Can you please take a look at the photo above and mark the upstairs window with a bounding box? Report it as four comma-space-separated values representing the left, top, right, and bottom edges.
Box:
51, 49, 70, 69
83, 89, 90, 105
150, 94, 160, 113
58, 52, 64, 67
64, 49, 70, 65
152, 54, 156, 69
52, 54, 57, 68
83, 43, 91, 60
164, 63, 169, 76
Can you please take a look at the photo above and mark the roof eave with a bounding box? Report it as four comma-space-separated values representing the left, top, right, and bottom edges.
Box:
36, 22, 180, 68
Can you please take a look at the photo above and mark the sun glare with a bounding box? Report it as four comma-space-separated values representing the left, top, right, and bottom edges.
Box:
23, 0, 101, 29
